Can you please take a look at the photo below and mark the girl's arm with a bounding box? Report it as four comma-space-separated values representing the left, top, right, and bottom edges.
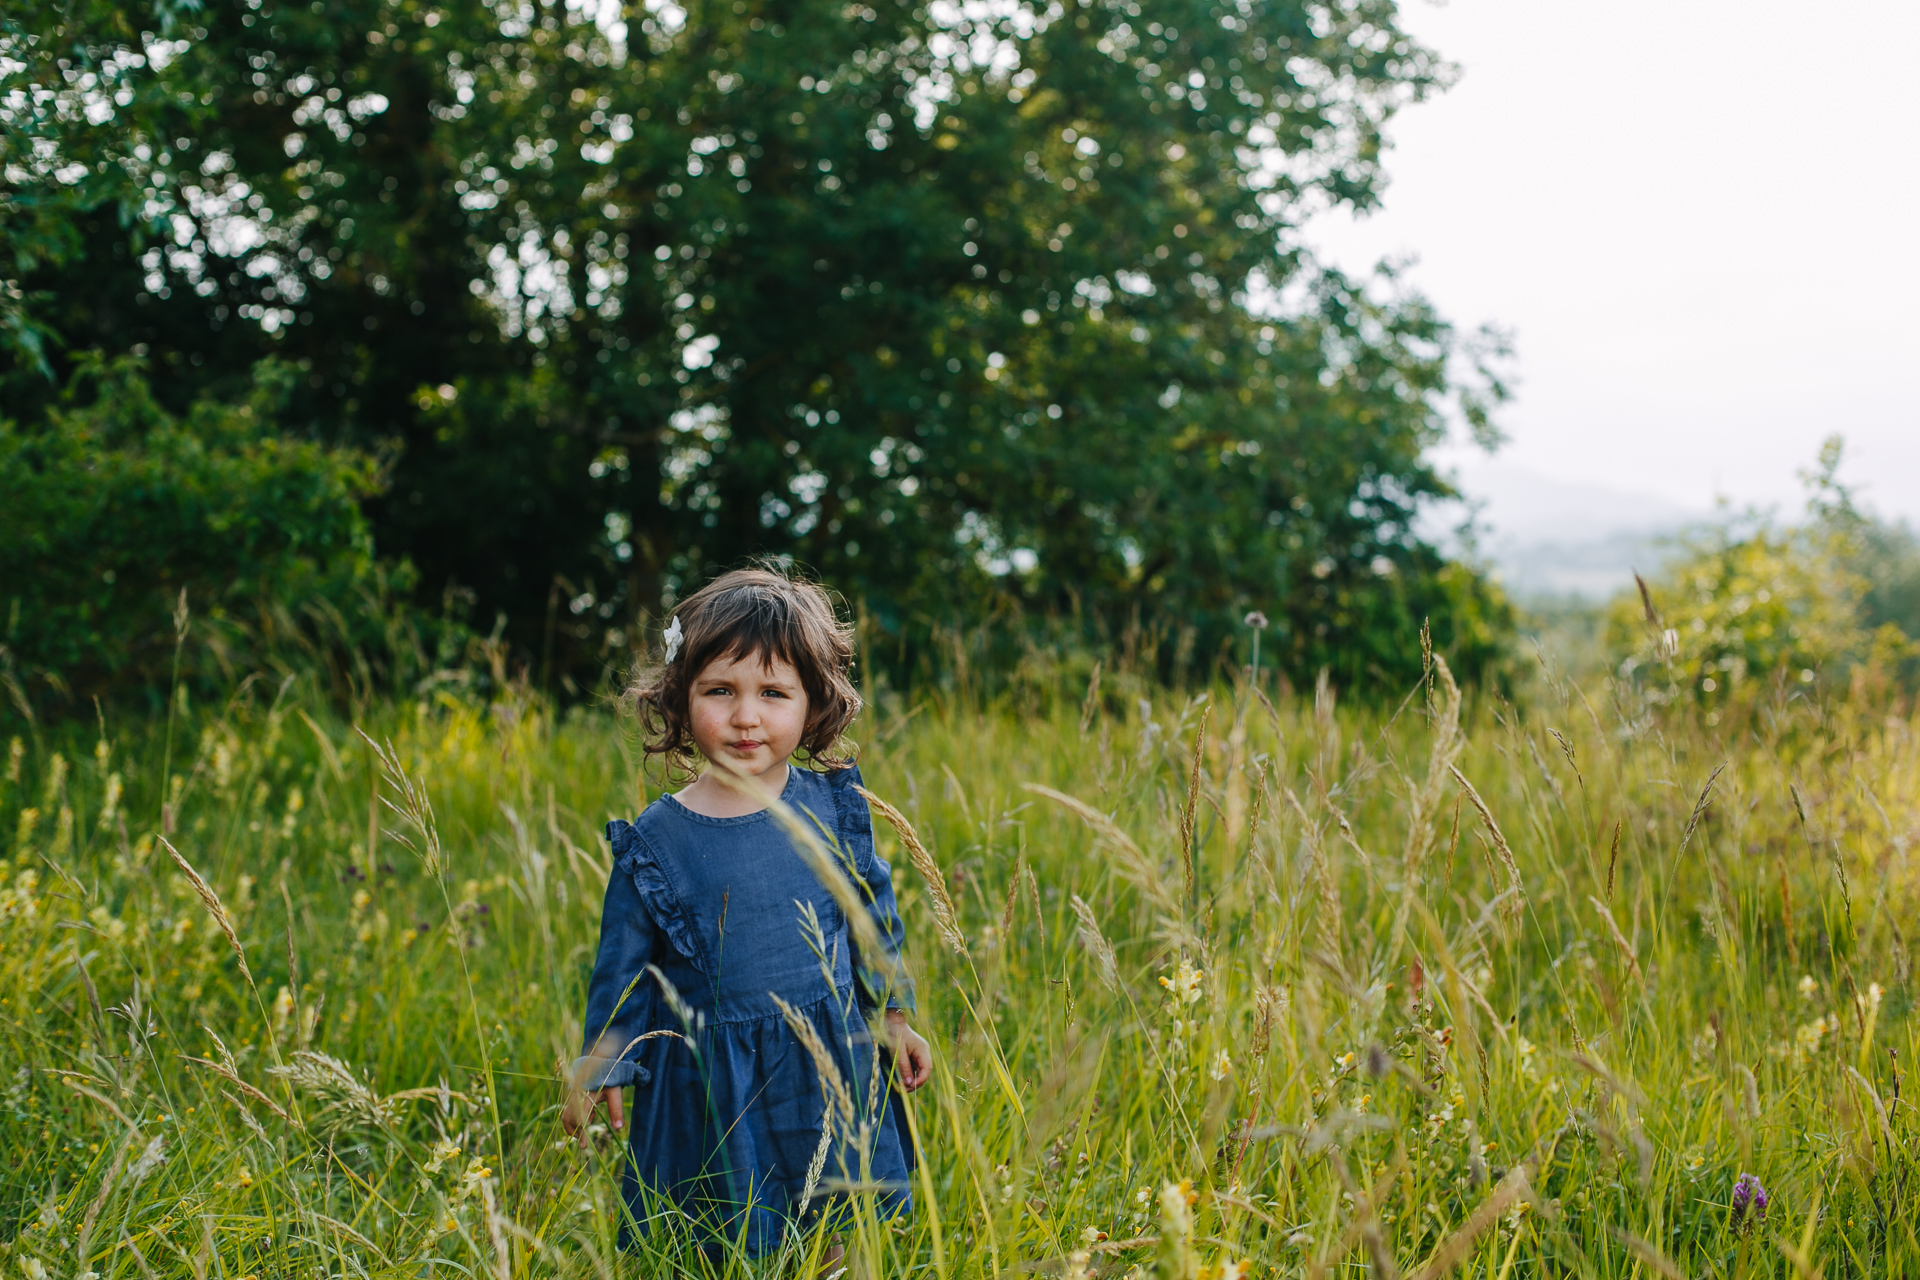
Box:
835, 770, 931, 1089
845, 806, 915, 1014
857, 851, 934, 1090
566, 863, 658, 1140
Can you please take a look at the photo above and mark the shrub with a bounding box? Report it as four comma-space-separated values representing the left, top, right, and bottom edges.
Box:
1609, 437, 1919, 706
0, 355, 437, 718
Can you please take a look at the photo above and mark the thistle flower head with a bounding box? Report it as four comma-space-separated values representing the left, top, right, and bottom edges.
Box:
1728, 1174, 1766, 1228
1731, 1172, 1769, 1222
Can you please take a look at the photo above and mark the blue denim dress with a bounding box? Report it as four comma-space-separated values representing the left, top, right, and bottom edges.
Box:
576, 763, 916, 1255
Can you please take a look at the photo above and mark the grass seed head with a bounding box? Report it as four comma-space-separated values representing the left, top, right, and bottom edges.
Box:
770, 992, 857, 1138
1069, 894, 1119, 992
858, 785, 968, 958
160, 837, 254, 989
268, 1050, 395, 1140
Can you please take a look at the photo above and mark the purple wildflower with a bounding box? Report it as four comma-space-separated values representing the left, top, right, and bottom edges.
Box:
1731, 1172, 1769, 1227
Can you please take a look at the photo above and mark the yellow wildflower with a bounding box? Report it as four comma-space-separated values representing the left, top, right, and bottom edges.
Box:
1159, 958, 1205, 1006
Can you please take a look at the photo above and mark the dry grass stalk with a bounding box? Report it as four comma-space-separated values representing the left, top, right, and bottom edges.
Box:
479, 1177, 512, 1280
1547, 726, 1583, 789
1078, 659, 1104, 734
1523, 732, 1566, 803
1735, 1063, 1761, 1119
1000, 862, 1023, 938
1020, 1030, 1104, 1168
1633, 570, 1661, 626
1446, 767, 1525, 919
1224, 710, 1248, 852
1068, 894, 1119, 992
268, 1050, 393, 1139
179, 1056, 298, 1125
857, 785, 968, 958
1605, 819, 1622, 897
75, 1128, 135, 1264
1680, 761, 1729, 856
1084, 1236, 1157, 1255
359, 730, 444, 876
1405, 1166, 1534, 1280
1610, 1228, 1689, 1280
1844, 1065, 1897, 1150
1181, 703, 1211, 904
1284, 788, 1343, 956
607, 1028, 687, 1062
648, 963, 707, 1035
307, 1211, 392, 1265
1251, 984, 1286, 1057
221, 1088, 271, 1141
1588, 895, 1645, 985
1023, 862, 1045, 945
58, 1075, 137, 1129
771, 993, 857, 1138
798, 1100, 835, 1209
1315, 1149, 1408, 1280
1024, 784, 1187, 929
1332, 807, 1375, 876
1394, 656, 1462, 949
117, 1226, 161, 1280
159, 837, 254, 989
1569, 1053, 1654, 1180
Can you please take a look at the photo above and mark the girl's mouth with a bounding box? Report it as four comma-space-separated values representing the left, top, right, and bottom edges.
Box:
731, 740, 762, 752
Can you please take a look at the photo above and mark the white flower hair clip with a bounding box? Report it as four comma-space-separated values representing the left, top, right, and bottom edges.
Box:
662, 615, 683, 664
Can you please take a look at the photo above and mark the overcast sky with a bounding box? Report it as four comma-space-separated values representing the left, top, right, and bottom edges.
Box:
1307, 0, 1920, 528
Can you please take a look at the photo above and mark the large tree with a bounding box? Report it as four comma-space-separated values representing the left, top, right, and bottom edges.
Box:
3, 0, 1511, 694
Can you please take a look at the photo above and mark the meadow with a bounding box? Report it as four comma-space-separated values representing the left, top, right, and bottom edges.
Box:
2, 647, 1916, 1279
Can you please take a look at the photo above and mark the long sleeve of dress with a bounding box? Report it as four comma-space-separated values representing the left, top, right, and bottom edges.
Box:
834, 770, 916, 1014
573, 864, 658, 1090
854, 844, 915, 1013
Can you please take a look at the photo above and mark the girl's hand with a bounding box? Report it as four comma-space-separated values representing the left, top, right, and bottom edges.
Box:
884, 1009, 932, 1092
562, 1085, 625, 1149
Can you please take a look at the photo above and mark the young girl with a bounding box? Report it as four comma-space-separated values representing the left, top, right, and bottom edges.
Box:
563, 567, 931, 1258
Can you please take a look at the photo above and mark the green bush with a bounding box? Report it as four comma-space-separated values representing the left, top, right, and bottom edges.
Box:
1609, 437, 1920, 706
0, 355, 449, 718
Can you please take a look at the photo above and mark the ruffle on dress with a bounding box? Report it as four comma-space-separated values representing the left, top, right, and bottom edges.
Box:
821, 764, 878, 877
607, 818, 707, 973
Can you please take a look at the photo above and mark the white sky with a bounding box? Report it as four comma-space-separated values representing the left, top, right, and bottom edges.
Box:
1308, 0, 1920, 526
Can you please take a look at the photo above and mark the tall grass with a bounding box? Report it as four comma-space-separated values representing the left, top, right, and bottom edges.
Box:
1, 655, 1916, 1278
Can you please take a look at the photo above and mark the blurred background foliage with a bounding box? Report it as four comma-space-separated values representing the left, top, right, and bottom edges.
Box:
1608, 438, 1920, 711
7, 0, 1918, 725
0, 356, 469, 714
2, 0, 1520, 718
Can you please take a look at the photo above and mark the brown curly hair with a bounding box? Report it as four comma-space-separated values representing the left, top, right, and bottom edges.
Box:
625, 567, 861, 774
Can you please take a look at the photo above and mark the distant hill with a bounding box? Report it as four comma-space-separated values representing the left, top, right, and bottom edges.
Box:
1435, 459, 1703, 601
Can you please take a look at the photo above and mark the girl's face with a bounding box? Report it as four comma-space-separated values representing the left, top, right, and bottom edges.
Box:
686, 647, 811, 779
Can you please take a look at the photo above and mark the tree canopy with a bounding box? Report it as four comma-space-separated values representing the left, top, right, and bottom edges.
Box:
3, 0, 1513, 700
